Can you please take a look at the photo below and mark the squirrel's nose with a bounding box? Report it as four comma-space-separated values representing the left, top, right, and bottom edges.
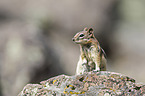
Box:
72, 38, 75, 41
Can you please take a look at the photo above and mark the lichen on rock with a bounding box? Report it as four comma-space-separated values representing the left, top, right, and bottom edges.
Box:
18, 71, 145, 96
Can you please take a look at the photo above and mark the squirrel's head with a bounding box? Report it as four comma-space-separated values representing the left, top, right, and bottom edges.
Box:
72, 28, 95, 44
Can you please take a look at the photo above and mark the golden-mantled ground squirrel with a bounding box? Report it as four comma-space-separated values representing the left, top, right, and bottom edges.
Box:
72, 28, 107, 75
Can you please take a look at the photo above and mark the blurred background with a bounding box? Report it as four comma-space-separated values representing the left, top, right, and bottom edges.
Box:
0, 0, 145, 96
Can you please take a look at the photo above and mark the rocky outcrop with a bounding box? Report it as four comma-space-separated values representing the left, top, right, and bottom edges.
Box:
18, 71, 145, 96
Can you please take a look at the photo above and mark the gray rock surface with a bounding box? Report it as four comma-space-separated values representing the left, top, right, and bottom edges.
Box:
18, 71, 145, 96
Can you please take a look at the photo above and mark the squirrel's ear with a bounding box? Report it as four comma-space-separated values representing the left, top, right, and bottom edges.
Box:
88, 28, 93, 34
83, 27, 88, 31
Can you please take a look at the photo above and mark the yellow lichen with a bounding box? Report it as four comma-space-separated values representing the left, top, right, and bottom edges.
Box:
111, 76, 114, 78
81, 91, 85, 94
121, 78, 124, 80
63, 85, 86, 95
70, 91, 73, 94
63, 90, 67, 94
74, 92, 79, 94
110, 88, 112, 90
69, 85, 73, 87
53, 80, 57, 84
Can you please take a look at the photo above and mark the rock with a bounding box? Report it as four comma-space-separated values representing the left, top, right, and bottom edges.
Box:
18, 71, 145, 96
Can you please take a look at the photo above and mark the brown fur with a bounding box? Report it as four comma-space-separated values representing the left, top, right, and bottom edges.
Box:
72, 28, 107, 75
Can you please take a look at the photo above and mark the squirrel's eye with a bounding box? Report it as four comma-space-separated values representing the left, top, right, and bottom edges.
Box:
80, 34, 84, 37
